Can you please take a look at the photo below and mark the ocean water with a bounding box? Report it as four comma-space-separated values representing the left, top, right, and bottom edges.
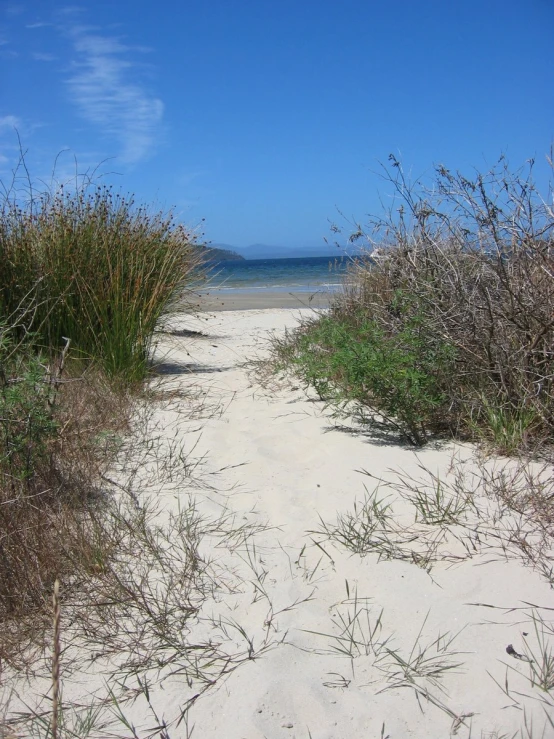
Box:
204, 255, 350, 293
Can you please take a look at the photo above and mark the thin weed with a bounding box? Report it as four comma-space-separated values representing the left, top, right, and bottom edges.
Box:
523, 614, 554, 694
385, 462, 474, 526
313, 486, 392, 554
410, 478, 471, 525
381, 614, 466, 693
377, 614, 471, 729
313, 478, 454, 575
301, 586, 391, 666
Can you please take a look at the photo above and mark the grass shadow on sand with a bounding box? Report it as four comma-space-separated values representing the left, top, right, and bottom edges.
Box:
152, 361, 230, 375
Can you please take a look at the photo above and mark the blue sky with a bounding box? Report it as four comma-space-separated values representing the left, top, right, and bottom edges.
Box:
1, 0, 553, 253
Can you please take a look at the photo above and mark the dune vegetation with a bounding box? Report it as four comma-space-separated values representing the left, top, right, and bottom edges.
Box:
0, 180, 203, 382
270, 155, 554, 453
0, 167, 204, 657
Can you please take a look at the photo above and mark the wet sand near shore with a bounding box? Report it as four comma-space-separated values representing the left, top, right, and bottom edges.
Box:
196, 288, 333, 311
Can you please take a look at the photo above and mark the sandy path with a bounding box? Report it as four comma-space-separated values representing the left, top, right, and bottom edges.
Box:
9, 309, 553, 739
150, 309, 554, 739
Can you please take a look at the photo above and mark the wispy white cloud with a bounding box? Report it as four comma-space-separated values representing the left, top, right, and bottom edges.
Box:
176, 169, 207, 188
65, 25, 163, 165
58, 6, 84, 18
32, 51, 56, 61
0, 115, 21, 129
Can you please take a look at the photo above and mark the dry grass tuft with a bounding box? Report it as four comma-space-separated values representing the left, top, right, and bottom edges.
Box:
0, 353, 133, 665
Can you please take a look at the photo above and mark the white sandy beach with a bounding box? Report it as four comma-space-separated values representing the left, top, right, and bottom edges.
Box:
10, 308, 554, 738
196, 288, 334, 311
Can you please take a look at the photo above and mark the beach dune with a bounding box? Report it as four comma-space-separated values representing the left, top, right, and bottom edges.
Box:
10, 307, 554, 739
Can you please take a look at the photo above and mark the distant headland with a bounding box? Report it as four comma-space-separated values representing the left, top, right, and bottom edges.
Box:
207, 242, 361, 260
198, 245, 245, 261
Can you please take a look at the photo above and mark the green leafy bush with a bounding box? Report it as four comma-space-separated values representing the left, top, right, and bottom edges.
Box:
0, 333, 58, 484
279, 310, 455, 445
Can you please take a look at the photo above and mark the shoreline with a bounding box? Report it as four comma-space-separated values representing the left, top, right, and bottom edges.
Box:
194, 287, 334, 311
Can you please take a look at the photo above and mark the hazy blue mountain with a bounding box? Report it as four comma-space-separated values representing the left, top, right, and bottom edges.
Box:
211, 242, 361, 260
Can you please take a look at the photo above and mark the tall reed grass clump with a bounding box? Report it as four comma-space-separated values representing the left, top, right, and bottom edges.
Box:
271, 153, 554, 450
0, 182, 202, 381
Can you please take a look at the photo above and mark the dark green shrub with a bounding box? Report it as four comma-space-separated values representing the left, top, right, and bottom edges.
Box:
0, 323, 61, 616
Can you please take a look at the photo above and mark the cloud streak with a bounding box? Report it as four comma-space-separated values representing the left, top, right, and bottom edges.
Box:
65, 25, 163, 165
0, 115, 21, 130
32, 51, 56, 61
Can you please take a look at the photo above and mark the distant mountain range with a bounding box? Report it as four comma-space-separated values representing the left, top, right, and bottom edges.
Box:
208, 242, 361, 260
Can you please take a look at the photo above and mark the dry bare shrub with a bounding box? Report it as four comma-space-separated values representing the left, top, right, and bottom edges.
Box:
51, 367, 131, 497
328, 153, 554, 449
0, 322, 133, 665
